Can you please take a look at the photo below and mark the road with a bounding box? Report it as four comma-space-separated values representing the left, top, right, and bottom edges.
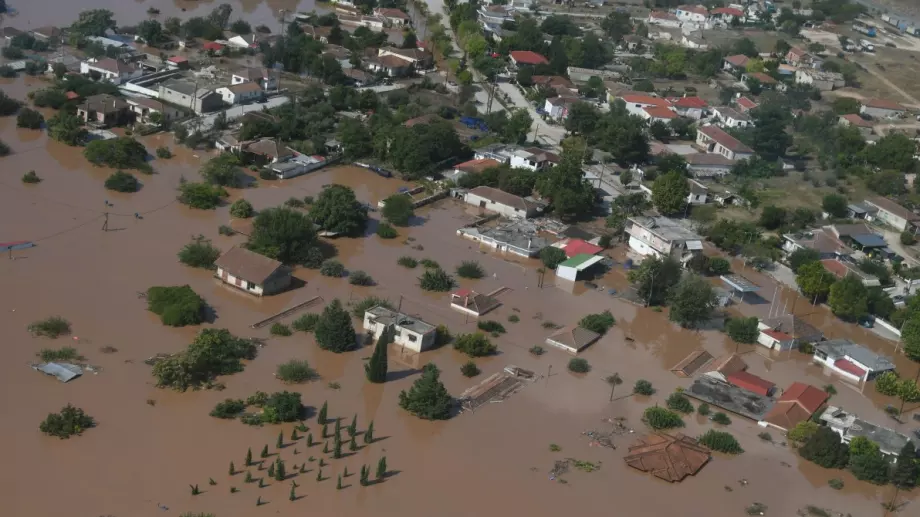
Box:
184, 95, 290, 131
496, 82, 567, 147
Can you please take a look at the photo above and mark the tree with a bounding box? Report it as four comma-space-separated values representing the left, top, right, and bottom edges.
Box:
799, 426, 849, 469
750, 104, 792, 161
503, 109, 533, 145
891, 442, 919, 488
901, 316, 920, 363
318, 401, 328, 425
828, 274, 868, 322
848, 436, 880, 458
309, 184, 368, 236
651, 171, 689, 216
146, 285, 206, 327
0, 90, 22, 116
104, 171, 140, 193
314, 299, 356, 353
796, 261, 837, 302
643, 407, 684, 430
152, 328, 256, 390
16, 108, 44, 129
246, 207, 318, 265
698, 430, 744, 454
708, 257, 731, 275
628, 256, 682, 306
419, 268, 455, 292
39, 404, 95, 439
866, 133, 917, 173
337, 118, 372, 159
849, 448, 890, 485
649, 120, 671, 142
668, 274, 716, 328
230, 19, 252, 34
579, 310, 616, 335
789, 248, 821, 273
725, 317, 759, 344
453, 333, 497, 357
540, 247, 567, 269
535, 151, 596, 222
759, 205, 787, 230
177, 236, 221, 269
137, 20, 166, 46
666, 392, 694, 413
399, 363, 452, 420
376, 456, 387, 479
276, 359, 318, 383
200, 153, 242, 187
84, 137, 150, 171
601, 11, 632, 41
381, 194, 414, 227
365, 327, 390, 383
788, 421, 820, 443
70, 9, 117, 37
230, 199, 254, 218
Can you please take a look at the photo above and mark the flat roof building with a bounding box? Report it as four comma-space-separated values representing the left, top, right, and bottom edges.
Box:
820, 405, 915, 460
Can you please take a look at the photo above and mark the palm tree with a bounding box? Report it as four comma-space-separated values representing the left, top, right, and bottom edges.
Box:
605, 373, 623, 401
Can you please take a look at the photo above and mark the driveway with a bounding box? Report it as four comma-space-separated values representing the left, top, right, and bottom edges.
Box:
496, 82, 566, 147
185, 95, 290, 131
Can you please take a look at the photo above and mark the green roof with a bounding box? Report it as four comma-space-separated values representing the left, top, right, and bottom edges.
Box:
558, 253, 602, 269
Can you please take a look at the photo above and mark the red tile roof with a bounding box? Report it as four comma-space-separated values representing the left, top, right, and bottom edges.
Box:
761, 329, 793, 342
834, 358, 867, 378
862, 98, 905, 111
644, 106, 678, 119
779, 382, 829, 414
167, 56, 188, 63
712, 7, 743, 16
456, 158, 500, 174
735, 96, 758, 110
671, 96, 708, 109
820, 259, 849, 279
620, 94, 670, 107
724, 54, 749, 68
761, 382, 829, 431
697, 125, 753, 154
65, 91, 80, 100
841, 114, 874, 128
747, 71, 777, 84
563, 239, 603, 257
203, 41, 225, 51
509, 50, 549, 65
679, 5, 709, 16
725, 371, 775, 396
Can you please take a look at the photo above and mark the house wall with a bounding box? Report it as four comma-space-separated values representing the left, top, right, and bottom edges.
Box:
216, 87, 261, 105
860, 105, 903, 119
556, 265, 579, 282
465, 192, 527, 219
813, 352, 864, 383
627, 224, 671, 256
544, 337, 578, 355
456, 229, 536, 257
362, 314, 434, 353
756, 331, 795, 351
871, 207, 909, 231
628, 235, 664, 257
648, 16, 681, 28
217, 267, 264, 295
688, 164, 731, 178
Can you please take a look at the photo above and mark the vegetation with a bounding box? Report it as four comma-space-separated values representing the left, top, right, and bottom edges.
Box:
665, 392, 694, 414
397, 256, 418, 268
711, 412, 732, 425
651, 171, 689, 216
178, 182, 227, 210
39, 404, 95, 439
84, 137, 151, 172
420, 258, 440, 269
419, 267, 456, 292
365, 327, 390, 383
628, 255, 682, 306
309, 184, 368, 236
146, 285, 206, 327
22, 171, 41, 184
398, 363, 452, 420
246, 207, 318, 265
800, 426, 849, 469
27, 316, 71, 338
155, 146, 172, 159
796, 261, 837, 303
456, 260, 485, 279
476, 320, 505, 334
210, 399, 246, 418
258, 391, 305, 424
47, 112, 87, 146
539, 246, 567, 269
314, 299, 356, 353
350, 296, 394, 318
269, 323, 292, 337
16, 107, 44, 129
320, 259, 346, 278
292, 313, 320, 333
460, 361, 481, 377
0, 90, 22, 115
725, 317, 759, 344
643, 407, 684, 430
376, 222, 398, 239
381, 194, 415, 226
230, 198, 254, 218
699, 430, 744, 454
633, 380, 655, 396
453, 332, 497, 357
177, 236, 221, 270
579, 310, 616, 335
349, 270, 374, 286
828, 274, 868, 322
697, 403, 711, 416
668, 274, 716, 328
788, 421, 820, 444
152, 328, 256, 391
568, 357, 591, 373
104, 171, 140, 193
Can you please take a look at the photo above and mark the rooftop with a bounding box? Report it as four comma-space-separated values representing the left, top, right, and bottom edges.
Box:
562, 238, 603, 257
456, 158, 501, 174
624, 433, 710, 483
532, 75, 575, 89
714, 105, 751, 122
698, 125, 754, 154
746, 71, 777, 84
862, 98, 905, 111
628, 216, 702, 243
214, 246, 287, 284
644, 106, 678, 119
546, 326, 601, 351
865, 196, 919, 222
705, 353, 747, 376
840, 114, 874, 128
819, 406, 914, 455
450, 289, 501, 315
366, 305, 436, 335
724, 54, 750, 68
509, 50, 549, 65
783, 228, 846, 255
469, 186, 541, 213
685, 153, 736, 167
684, 376, 775, 421
80, 94, 129, 114
649, 10, 679, 21
458, 220, 551, 254
720, 274, 759, 293
671, 349, 714, 377
761, 382, 828, 431
724, 370, 775, 397
671, 96, 708, 109
234, 66, 267, 80
815, 338, 895, 372
558, 253, 604, 270
759, 315, 823, 341
227, 82, 263, 94
243, 138, 295, 161
620, 94, 671, 107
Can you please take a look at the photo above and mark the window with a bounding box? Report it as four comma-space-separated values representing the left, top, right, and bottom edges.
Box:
408, 334, 417, 342
246, 281, 256, 290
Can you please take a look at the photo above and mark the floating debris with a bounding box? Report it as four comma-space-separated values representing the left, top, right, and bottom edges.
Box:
144, 353, 173, 366
746, 502, 767, 515
31, 362, 83, 382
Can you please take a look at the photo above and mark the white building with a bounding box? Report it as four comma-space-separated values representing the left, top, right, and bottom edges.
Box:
463, 186, 543, 219
711, 106, 752, 128
625, 216, 704, 261
795, 69, 845, 91
676, 5, 709, 23
127, 97, 183, 123
820, 406, 915, 461
863, 196, 920, 232
618, 94, 674, 119
456, 220, 550, 257
270, 155, 328, 179
509, 147, 560, 171
215, 82, 263, 105
696, 125, 754, 161
687, 179, 708, 205
756, 315, 824, 351
373, 8, 411, 26
226, 33, 258, 49
79, 57, 142, 84
232, 67, 277, 91
214, 246, 292, 296
813, 339, 895, 383
648, 11, 681, 28
363, 306, 436, 353
860, 98, 907, 119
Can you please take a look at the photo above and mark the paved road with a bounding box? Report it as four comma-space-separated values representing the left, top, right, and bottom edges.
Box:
185, 95, 290, 131
496, 82, 567, 147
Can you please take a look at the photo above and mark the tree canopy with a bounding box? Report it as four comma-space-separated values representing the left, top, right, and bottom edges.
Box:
651, 171, 689, 216
796, 261, 837, 302
309, 184, 368, 236
152, 328, 257, 391
381, 194, 414, 227
628, 256, 682, 306
398, 363, 452, 420
668, 274, 716, 328
314, 299, 356, 353
828, 274, 868, 322
246, 207, 318, 264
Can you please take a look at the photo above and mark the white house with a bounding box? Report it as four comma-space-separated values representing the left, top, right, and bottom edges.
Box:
463, 186, 543, 219
545, 96, 578, 120
795, 69, 845, 91
232, 67, 277, 90
685, 153, 735, 178
648, 11, 681, 28
696, 125, 754, 160
669, 96, 708, 120
813, 339, 895, 383
214, 246, 292, 296
641, 105, 679, 125
127, 97, 183, 123
226, 33, 258, 48
618, 94, 673, 119
687, 179, 708, 205
722, 54, 750, 73
756, 315, 824, 351
270, 155, 328, 180
625, 216, 704, 261
79, 57, 142, 84
711, 106, 752, 128
555, 254, 605, 282
863, 196, 920, 232
676, 5, 709, 23
378, 47, 434, 69
860, 98, 907, 119
509, 147, 560, 171
215, 82, 263, 105
820, 406, 916, 461
363, 306, 436, 353
373, 7, 411, 26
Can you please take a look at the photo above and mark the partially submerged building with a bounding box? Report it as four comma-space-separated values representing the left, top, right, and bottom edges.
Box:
819, 406, 916, 460
684, 375, 775, 422
362, 306, 436, 353
214, 246, 292, 296
760, 382, 829, 432
757, 315, 824, 351
457, 220, 551, 257
463, 186, 545, 219
814, 339, 895, 383
544, 326, 601, 355
623, 433, 711, 483
625, 216, 703, 263
449, 289, 501, 317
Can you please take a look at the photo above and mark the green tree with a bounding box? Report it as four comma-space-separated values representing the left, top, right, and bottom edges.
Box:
788, 421, 820, 443
891, 442, 918, 488
759, 205, 787, 230
398, 363, 452, 420
578, 310, 616, 335
177, 236, 221, 269
800, 426, 849, 468
534, 151, 596, 222
70, 9, 117, 36
137, 20, 166, 45
145, 285, 206, 327
200, 153, 242, 187
901, 316, 920, 363
651, 171, 689, 216
337, 118, 372, 159
381, 194, 414, 227
539, 247, 567, 269
796, 261, 837, 302
178, 182, 226, 210
151, 328, 256, 390
318, 401, 328, 425
365, 327, 390, 383
821, 194, 849, 219
750, 104, 792, 161
39, 404, 95, 439
849, 448, 890, 485
314, 299, 356, 353
698, 430, 744, 454
452, 333, 497, 357
828, 274, 868, 322
419, 268, 455, 292
84, 137, 150, 171
725, 317, 759, 344
274, 458, 286, 481
364, 420, 374, 444
16, 107, 44, 129
866, 133, 917, 173
643, 407, 684, 430
376, 456, 387, 479
245, 448, 252, 466
246, 207, 318, 264
848, 436, 880, 458
789, 248, 821, 273
668, 274, 716, 329
665, 392, 694, 413
104, 171, 140, 193
627, 256, 682, 306
309, 184, 368, 236
230, 198, 254, 218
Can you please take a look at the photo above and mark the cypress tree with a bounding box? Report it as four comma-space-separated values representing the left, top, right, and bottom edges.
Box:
359, 465, 369, 486
348, 414, 357, 437
398, 363, 452, 420
209, 477, 217, 486
268, 462, 276, 478
256, 496, 262, 506
307, 432, 314, 447
344, 466, 349, 477
365, 327, 390, 383
323, 440, 330, 454
258, 478, 266, 488
323, 423, 329, 438
337, 474, 343, 489
376, 456, 387, 479
316, 468, 323, 482
308, 456, 316, 462
319, 458, 326, 467
230, 486, 239, 493
299, 463, 306, 473
289, 484, 296, 501
245, 471, 253, 483
229, 461, 236, 475
892, 442, 919, 488
277, 431, 284, 449
291, 428, 299, 441
261, 445, 269, 458
349, 435, 357, 452
318, 401, 328, 425
275, 459, 286, 481
246, 447, 253, 466
334, 418, 342, 437
364, 420, 375, 444
334, 434, 343, 459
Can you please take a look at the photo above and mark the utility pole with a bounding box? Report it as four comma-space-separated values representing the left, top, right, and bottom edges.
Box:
101, 212, 109, 231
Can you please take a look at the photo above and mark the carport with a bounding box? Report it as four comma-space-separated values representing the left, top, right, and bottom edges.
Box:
719, 274, 760, 303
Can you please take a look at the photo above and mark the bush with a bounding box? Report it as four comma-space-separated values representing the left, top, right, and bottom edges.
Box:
901, 231, 916, 246
460, 361, 481, 377
146, 285, 206, 327
210, 399, 246, 418
529, 345, 545, 355
540, 246, 567, 269
788, 420, 820, 443
711, 412, 731, 425
453, 332, 497, 357
420, 258, 440, 269
397, 256, 418, 268
698, 430, 744, 454
230, 198, 254, 218
568, 357, 591, 373
708, 257, 731, 275
104, 170, 140, 192
643, 407, 685, 430
39, 404, 95, 439
84, 137, 150, 171
22, 170, 41, 184
155, 146, 173, 158
28, 316, 71, 338
758, 432, 772, 442
314, 299, 357, 353
0, 139, 9, 157
285, 197, 305, 208
633, 380, 655, 396
270, 323, 292, 336
828, 478, 844, 490
291, 313, 320, 332
320, 259, 345, 278
218, 225, 235, 236
349, 270, 374, 286
697, 402, 711, 416
376, 222, 398, 239
0, 90, 22, 115
456, 260, 485, 279
419, 267, 455, 291
666, 392, 694, 413
579, 310, 616, 335
725, 317, 759, 344
178, 182, 227, 209
435, 324, 452, 347
260, 391, 305, 423
276, 359, 318, 383
477, 320, 506, 334
177, 235, 221, 269
381, 193, 415, 226
398, 363, 452, 420
37, 346, 82, 362
153, 329, 257, 391
259, 168, 276, 180
16, 107, 44, 129
508, 314, 520, 323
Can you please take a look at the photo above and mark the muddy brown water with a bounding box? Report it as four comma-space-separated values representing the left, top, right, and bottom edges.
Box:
0, 79, 916, 516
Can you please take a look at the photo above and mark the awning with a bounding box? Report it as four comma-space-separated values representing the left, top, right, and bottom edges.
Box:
720, 275, 760, 293
686, 240, 703, 250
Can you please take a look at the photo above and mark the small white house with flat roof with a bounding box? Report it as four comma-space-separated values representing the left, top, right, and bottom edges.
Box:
363, 306, 436, 353
820, 406, 916, 461
813, 339, 895, 383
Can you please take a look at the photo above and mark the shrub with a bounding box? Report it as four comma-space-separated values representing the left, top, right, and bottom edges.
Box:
711, 412, 731, 425
758, 432, 772, 442
643, 407, 684, 430
28, 316, 71, 338
276, 359, 319, 383
419, 267, 455, 291
177, 235, 221, 269
397, 256, 418, 268
725, 317, 759, 344
230, 198, 254, 218
0, 139, 9, 156
377, 222, 398, 238
508, 314, 520, 323
39, 404, 95, 439
146, 285, 206, 327
398, 363, 452, 420
828, 478, 844, 490
579, 310, 616, 335
285, 197, 305, 208
16, 107, 44, 129
823, 384, 837, 396
291, 313, 320, 332
420, 258, 440, 269
540, 246, 567, 269
453, 333, 497, 357
270, 323, 292, 336
529, 345, 545, 356
260, 391, 305, 423
211, 399, 246, 418
456, 260, 485, 279
633, 380, 655, 396
699, 430, 744, 454
84, 137, 150, 171
104, 170, 140, 192
178, 182, 227, 209
259, 168, 276, 180
320, 259, 345, 278
382, 193, 415, 226
37, 346, 83, 362
152, 329, 256, 391
788, 420, 820, 443
666, 392, 694, 413
707, 257, 731, 275
155, 146, 173, 158
434, 324, 452, 347
218, 225, 235, 236
314, 299, 357, 353
901, 231, 916, 246
350, 296, 394, 318
460, 361, 481, 377
477, 320, 506, 334
349, 270, 374, 286
697, 402, 711, 416
22, 170, 41, 184
568, 357, 591, 373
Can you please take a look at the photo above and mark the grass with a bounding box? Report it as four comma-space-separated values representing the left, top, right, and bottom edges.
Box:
37, 347, 83, 362
276, 359, 319, 383
28, 316, 71, 338
397, 256, 418, 268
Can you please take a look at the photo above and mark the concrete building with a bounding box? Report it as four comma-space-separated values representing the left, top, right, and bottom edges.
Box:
795, 69, 845, 91
76, 94, 131, 127
781, 228, 848, 258
127, 97, 183, 123
647, 11, 681, 28
158, 80, 223, 114
474, 143, 517, 164
544, 96, 578, 120
545, 326, 601, 354
510, 147, 560, 171
363, 306, 436, 353
215, 82, 263, 105
618, 94, 674, 119
80, 57, 142, 84
463, 186, 544, 219
696, 125, 754, 160
860, 98, 907, 119
456, 220, 550, 257
373, 7, 411, 26
757, 315, 824, 351
687, 179, 708, 205
226, 33, 258, 49
270, 155, 328, 179
722, 54, 750, 73
669, 96, 708, 120
676, 5, 709, 23
364, 54, 412, 76
684, 376, 775, 422
231, 67, 277, 90
625, 216, 703, 261
863, 196, 919, 232
641, 105, 679, 124
378, 47, 433, 69
242, 138, 296, 165
685, 153, 735, 178
214, 246, 292, 296
446, 158, 501, 183
508, 50, 549, 68
711, 106, 752, 128
814, 339, 895, 383
838, 113, 875, 131
760, 382, 829, 432
819, 406, 916, 460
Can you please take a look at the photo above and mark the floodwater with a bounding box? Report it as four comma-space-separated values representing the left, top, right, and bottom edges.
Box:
0, 79, 916, 517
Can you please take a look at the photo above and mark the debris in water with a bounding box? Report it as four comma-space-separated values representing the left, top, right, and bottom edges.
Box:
738, 478, 749, 486
31, 362, 82, 382
569, 459, 601, 473
746, 502, 767, 515
724, 485, 733, 492
144, 353, 173, 366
